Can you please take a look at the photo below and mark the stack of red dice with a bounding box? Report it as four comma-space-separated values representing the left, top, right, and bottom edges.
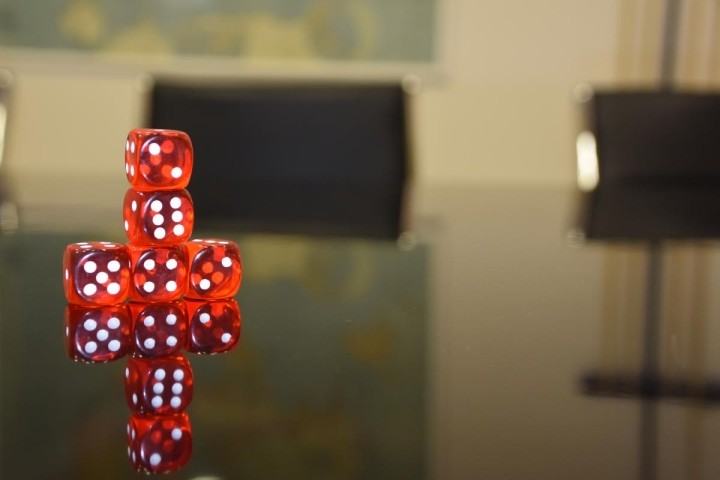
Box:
62, 129, 243, 474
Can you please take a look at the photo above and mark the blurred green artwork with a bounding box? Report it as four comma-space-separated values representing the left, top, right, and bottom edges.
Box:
0, 0, 436, 62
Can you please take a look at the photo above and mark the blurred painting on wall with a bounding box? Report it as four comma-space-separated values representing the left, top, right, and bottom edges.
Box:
0, 0, 436, 62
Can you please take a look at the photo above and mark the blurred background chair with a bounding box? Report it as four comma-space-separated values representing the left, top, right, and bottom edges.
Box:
575, 91, 720, 240
573, 90, 720, 480
150, 81, 411, 240
0, 68, 17, 233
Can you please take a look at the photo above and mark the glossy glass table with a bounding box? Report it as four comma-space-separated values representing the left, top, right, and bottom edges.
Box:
3, 186, 720, 479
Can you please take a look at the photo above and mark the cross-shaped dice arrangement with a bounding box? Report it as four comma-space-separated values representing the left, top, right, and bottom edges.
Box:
62, 129, 243, 474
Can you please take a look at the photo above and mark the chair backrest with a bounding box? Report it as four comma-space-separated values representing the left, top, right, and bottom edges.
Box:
150, 81, 410, 239
576, 91, 720, 240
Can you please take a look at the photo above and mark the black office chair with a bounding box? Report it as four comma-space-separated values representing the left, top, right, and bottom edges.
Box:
575, 91, 720, 240
149, 81, 411, 240
0, 68, 17, 232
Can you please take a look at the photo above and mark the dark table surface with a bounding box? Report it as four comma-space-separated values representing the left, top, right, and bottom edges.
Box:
3, 186, 720, 480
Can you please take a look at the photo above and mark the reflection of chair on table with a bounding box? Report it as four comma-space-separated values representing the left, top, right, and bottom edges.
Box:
149, 81, 411, 240
576, 91, 720, 400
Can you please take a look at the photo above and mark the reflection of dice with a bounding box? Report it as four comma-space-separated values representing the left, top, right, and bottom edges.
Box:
125, 129, 193, 191
124, 354, 193, 415
128, 244, 188, 302
123, 189, 194, 245
185, 298, 242, 354
65, 304, 132, 363
63, 242, 130, 306
127, 412, 192, 474
186, 239, 242, 299
128, 302, 187, 357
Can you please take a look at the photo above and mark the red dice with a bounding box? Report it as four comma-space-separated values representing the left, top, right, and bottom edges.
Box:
186, 239, 242, 299
185, 298, 241, 354
125, 354, 194, 415
127, 412, 192, 474
128, 302, 187, 357
128, 245, 188, 301
125, 129, 193, 191
64, 128, 245, 474
123, 189, 194, 245
63, 242, 131, 306
64, 304, 132, 363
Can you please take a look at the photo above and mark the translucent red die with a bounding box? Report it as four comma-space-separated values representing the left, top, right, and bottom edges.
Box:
125, 129, 193, 191
127, 412, 192, 474
123, 189, 194, 245
185, 298, 242, 354
128, 302, 188, 357
63, 242, 131, 306
64, 304, 131, 363
185, 239, 242, 299
128, 245, 188, 301
124, 354, 193, 415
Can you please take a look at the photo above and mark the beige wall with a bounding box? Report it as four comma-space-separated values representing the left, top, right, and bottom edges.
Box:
416, 0, 623, 186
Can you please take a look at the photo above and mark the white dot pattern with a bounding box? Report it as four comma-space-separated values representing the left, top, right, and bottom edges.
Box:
108, 260, 121, 272
108, 340, 121, 352
150, 453, 161, 466
83, 261, 97, 273
171, 428, 182, 440
221, 257, 232, 268
166, 259, 178, 270
199, 313, 210, 324
166, 314, 177, 325
148, 142, 161, 155
107, 317, 120, 329
143, 316, 155, 327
